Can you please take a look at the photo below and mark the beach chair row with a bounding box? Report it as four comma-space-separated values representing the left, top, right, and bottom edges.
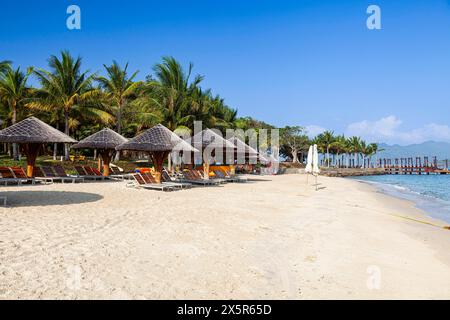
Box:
1, 164, 247, 191
0, 165, 112, 185
128, 168, 247, 192
0, 166, 36, 185
35, 165, 110, 183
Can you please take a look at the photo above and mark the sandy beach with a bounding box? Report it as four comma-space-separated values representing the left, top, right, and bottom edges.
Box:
0, 174, 449, 299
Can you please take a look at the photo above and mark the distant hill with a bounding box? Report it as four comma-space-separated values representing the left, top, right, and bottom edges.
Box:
377, 141, 450, 160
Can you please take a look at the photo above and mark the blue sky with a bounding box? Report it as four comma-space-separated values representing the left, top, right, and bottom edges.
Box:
1, 0, 450, 144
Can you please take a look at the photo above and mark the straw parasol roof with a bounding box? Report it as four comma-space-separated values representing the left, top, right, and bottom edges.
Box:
72, 128, 127, 150
72, 128, 128, 176
186, 129, 236, 179
116, 124, 197, 153
0, 116, 76, 144
0, 116, 76, 177
116, 124, 197, 183
228, 136, 259, 156
190, 129, 236, 149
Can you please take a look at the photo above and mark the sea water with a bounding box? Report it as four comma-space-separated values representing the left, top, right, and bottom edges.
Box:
348, 175, 450, 224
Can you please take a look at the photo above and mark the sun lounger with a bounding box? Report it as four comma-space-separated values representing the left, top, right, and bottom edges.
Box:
161, 170, 192, 189
0, 167, 23, 185
53, 165, 84, 183
110, 166, 120, 174
129, 173, 175, 191
107, 166, 133, 180
223, 169, 247, 182
0, 167, 33, 185
141, 172, 181, 189
86, 166, 110, 180
193, 169, 226, 184
39, 166, 83, 183
90, 167, 103, 176
213, 170, 240, 182
33, 166, 55, 184
74, 166, 105, 181
10, 167, 37, 184
179, 170, 220, 186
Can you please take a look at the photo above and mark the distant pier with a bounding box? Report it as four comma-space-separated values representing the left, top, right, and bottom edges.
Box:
378, 156, 450, 175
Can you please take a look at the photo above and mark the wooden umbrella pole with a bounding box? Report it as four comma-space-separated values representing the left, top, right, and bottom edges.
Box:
22, 143, 41, 177
97, 155, 102, 172
100, 150, 113, 176
203, 149, 211, 180
150, 151, 169, 184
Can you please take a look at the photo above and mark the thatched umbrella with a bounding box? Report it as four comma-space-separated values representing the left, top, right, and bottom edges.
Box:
228, 136, 259, 163
0, 116, 76, 177
190, 129, 236, 179
116, 124, 197, 183
71, 128, 127, 176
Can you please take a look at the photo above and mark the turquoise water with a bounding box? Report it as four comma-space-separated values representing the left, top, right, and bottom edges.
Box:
349, 175, 450, 223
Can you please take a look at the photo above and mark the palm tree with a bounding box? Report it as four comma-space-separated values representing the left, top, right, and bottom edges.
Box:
0, 65, 32, 160
359, 140, 368, 168
330, 135, 347, 168
347, 136, 361, 168
366, 143, 380, 168
316, 130, 335, 167
32, 51, 97, 160
149, 56, 203, 131
96, 61, 141, 135
0, 60, 11, 74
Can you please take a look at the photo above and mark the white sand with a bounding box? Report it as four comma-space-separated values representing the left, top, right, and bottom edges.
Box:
0, 174, 449, 299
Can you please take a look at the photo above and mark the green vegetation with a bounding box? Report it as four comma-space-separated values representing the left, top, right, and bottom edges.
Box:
0, 51, 378, 168
313, 133, 380, 168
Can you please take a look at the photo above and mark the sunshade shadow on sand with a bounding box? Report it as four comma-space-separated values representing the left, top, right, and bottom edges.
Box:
0, 191, 103, 207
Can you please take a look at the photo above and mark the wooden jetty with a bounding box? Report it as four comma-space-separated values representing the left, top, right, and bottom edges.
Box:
379, 156, 450, 175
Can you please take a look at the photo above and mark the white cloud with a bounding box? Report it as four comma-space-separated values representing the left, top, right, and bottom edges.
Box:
305, 125, 326, 138
345, 115, 450, 144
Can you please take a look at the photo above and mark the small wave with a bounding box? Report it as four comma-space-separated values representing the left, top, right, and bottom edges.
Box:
348, 176, 450, 224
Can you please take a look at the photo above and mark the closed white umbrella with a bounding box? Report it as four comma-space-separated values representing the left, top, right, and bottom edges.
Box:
313, 144, 320, 175
313, 144, 320, 190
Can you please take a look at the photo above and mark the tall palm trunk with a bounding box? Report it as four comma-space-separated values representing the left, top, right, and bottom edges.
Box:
116, 99, 123, 135
326, 146, 330, 168
12, 102, 18, 161
64, 109, 70, 161
115, 100, 124, 162
53, 122, 59, 160
53, 143, 58, 160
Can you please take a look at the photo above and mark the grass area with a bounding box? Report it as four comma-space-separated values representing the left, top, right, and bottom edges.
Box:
0, 154, 147, 174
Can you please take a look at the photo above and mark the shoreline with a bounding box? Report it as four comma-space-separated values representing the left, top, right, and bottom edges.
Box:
1, 174, 449, 299
348, 176, 450, 225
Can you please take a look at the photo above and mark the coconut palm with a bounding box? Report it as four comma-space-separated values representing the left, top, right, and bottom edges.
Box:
347, 136, 361, 168
0, 60, 11, 74
0, 65, 32, 159
316, 130, 335, 167
366, 143, 380, 168
96, 61, 141, 135
147, 56, 203, 131
330, 135, 348, 167
32, 51, 100, 159
359, 140, 368, 168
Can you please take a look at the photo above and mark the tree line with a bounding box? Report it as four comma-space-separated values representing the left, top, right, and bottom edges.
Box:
0, 52, 378, 166
280, 126, 381, 168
